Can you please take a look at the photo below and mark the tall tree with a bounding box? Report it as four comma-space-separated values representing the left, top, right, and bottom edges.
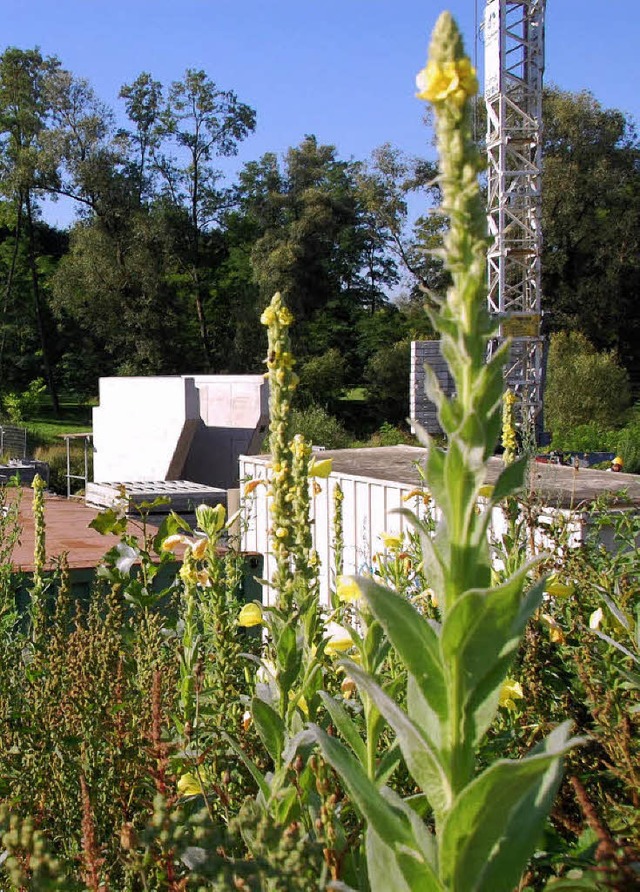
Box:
541, 88, 640, 388
0, 47, 62, 410
153, 69, 256, 368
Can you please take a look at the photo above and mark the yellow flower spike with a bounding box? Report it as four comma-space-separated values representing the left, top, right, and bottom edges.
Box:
260, 305, 276, 326
324, 621, 353, 656
177, 772, 202, 797
191, 536, 209, 561
589, 607, 604, 630
179, 563, 198, 586
499, 678, 524, 712
416, 57, 478, 106
161, 534, 189, 552
238, 602, 263, 628
380, 531, 402, 550
308, 457, 333, 479
544, 574, 575, 599
541, 613, 566, 644
336, 575, 362, 604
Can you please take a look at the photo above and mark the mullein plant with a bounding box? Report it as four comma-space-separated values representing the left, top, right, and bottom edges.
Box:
311, 13, 580, 892
232, 293, 328, 826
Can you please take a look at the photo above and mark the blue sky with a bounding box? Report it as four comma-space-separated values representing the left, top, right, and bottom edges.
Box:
5, 1, 639, 227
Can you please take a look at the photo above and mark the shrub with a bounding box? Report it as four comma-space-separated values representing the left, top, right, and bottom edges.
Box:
363, 339, 411, 424
297, 349, 348, 410
1, 378, 46, 424
545, 331, 631, 436
270, 404, 351, 450
550, 420, 618, 453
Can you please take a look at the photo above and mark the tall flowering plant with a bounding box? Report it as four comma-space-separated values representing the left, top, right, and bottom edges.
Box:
311, 13, 579, 891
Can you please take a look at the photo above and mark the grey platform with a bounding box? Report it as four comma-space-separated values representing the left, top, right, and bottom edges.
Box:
86, 480, 226, 514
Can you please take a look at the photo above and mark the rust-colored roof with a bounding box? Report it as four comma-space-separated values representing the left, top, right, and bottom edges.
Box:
7, 487, 149, 573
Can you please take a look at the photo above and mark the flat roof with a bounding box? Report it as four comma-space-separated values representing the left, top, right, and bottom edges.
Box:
251, 446, 640, 511
6, 487, 161, 573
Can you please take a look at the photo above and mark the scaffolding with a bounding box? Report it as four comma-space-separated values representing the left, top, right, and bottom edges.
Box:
484, 0, 546, 430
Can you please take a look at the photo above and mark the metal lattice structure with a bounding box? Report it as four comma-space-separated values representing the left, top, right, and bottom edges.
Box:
484, 0, 546, 429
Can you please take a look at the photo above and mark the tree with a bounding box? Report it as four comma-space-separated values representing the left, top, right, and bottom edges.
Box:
0, 47, 63, 411
541, 88, 640, 388
152, 69, 256, 368
544, 330, 631, 437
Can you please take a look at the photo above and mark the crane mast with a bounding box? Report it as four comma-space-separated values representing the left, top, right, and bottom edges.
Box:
484, 0, 546, 432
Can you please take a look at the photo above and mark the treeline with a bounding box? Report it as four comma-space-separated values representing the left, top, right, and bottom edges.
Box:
1, 46, 639, 421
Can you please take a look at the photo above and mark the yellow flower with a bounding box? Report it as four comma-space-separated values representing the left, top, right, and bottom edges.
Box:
589, 607, 604, 630
260, 305, 276, 326
289, 691, 309, 716
341, 676, 357, 699
544, 574, 575, 599
499, 678, 524, 712
238, 602, 263, 628
196, 569, 210, 587
244, 478, 265, 496
541, 612, 566, 644
191, 536, 209, 560
416, 57, 478, 106
177, 772, 201, 797
324, 621, 353, 656
336, 575, 361, 604
308, 457, 333, 478
275, 526, 288, 539
403, 488, 430, 503
162, 533, 189, 552
478, 484, 494, 499
380, 531, 402, 550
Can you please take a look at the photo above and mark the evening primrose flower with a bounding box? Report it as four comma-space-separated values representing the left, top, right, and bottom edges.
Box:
336, 575, 361, 604
324, 621, 353, 656
589, 607, 604, 630
191, 536, 209, 560
242, 710, 252, 732
380, 532, 402, 550
416, 57, 478, 106
308, 457, 333, 479
177, 773, 201, 797
499, 678, 524, 712
541, 612, 565, 644
162, 533, 190, 552
244, 478, 265, 496
238, 602, 263, 628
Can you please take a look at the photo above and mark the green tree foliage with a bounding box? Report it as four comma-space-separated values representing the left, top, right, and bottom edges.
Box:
544, 330, 631, 438
542, 88, 640, 387
363, 339, 411, 424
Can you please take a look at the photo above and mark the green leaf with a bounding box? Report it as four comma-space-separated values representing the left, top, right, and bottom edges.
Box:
251, 696, 285, 765
319, 691, 367, 766
309, 724, 411, 843
439, 721, 580, 892
487, 456, 528, 504
441, 568, 545, 743
89, 508, 128, 536
344, 662, 451, 823
356, 577, 447, 724
221, 732, 270, 801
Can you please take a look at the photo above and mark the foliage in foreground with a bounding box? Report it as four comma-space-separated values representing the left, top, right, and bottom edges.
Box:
1, 12, 639, 892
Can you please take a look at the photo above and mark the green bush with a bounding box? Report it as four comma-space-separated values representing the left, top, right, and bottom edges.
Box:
550, 420, 618, 453
297, 349, 348, 410
545, 331, 631, 436
363, 339, 411, 424
287, 405, 352, 450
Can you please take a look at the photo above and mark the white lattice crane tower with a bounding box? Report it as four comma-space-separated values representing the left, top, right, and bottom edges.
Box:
484, 0, 546, 430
